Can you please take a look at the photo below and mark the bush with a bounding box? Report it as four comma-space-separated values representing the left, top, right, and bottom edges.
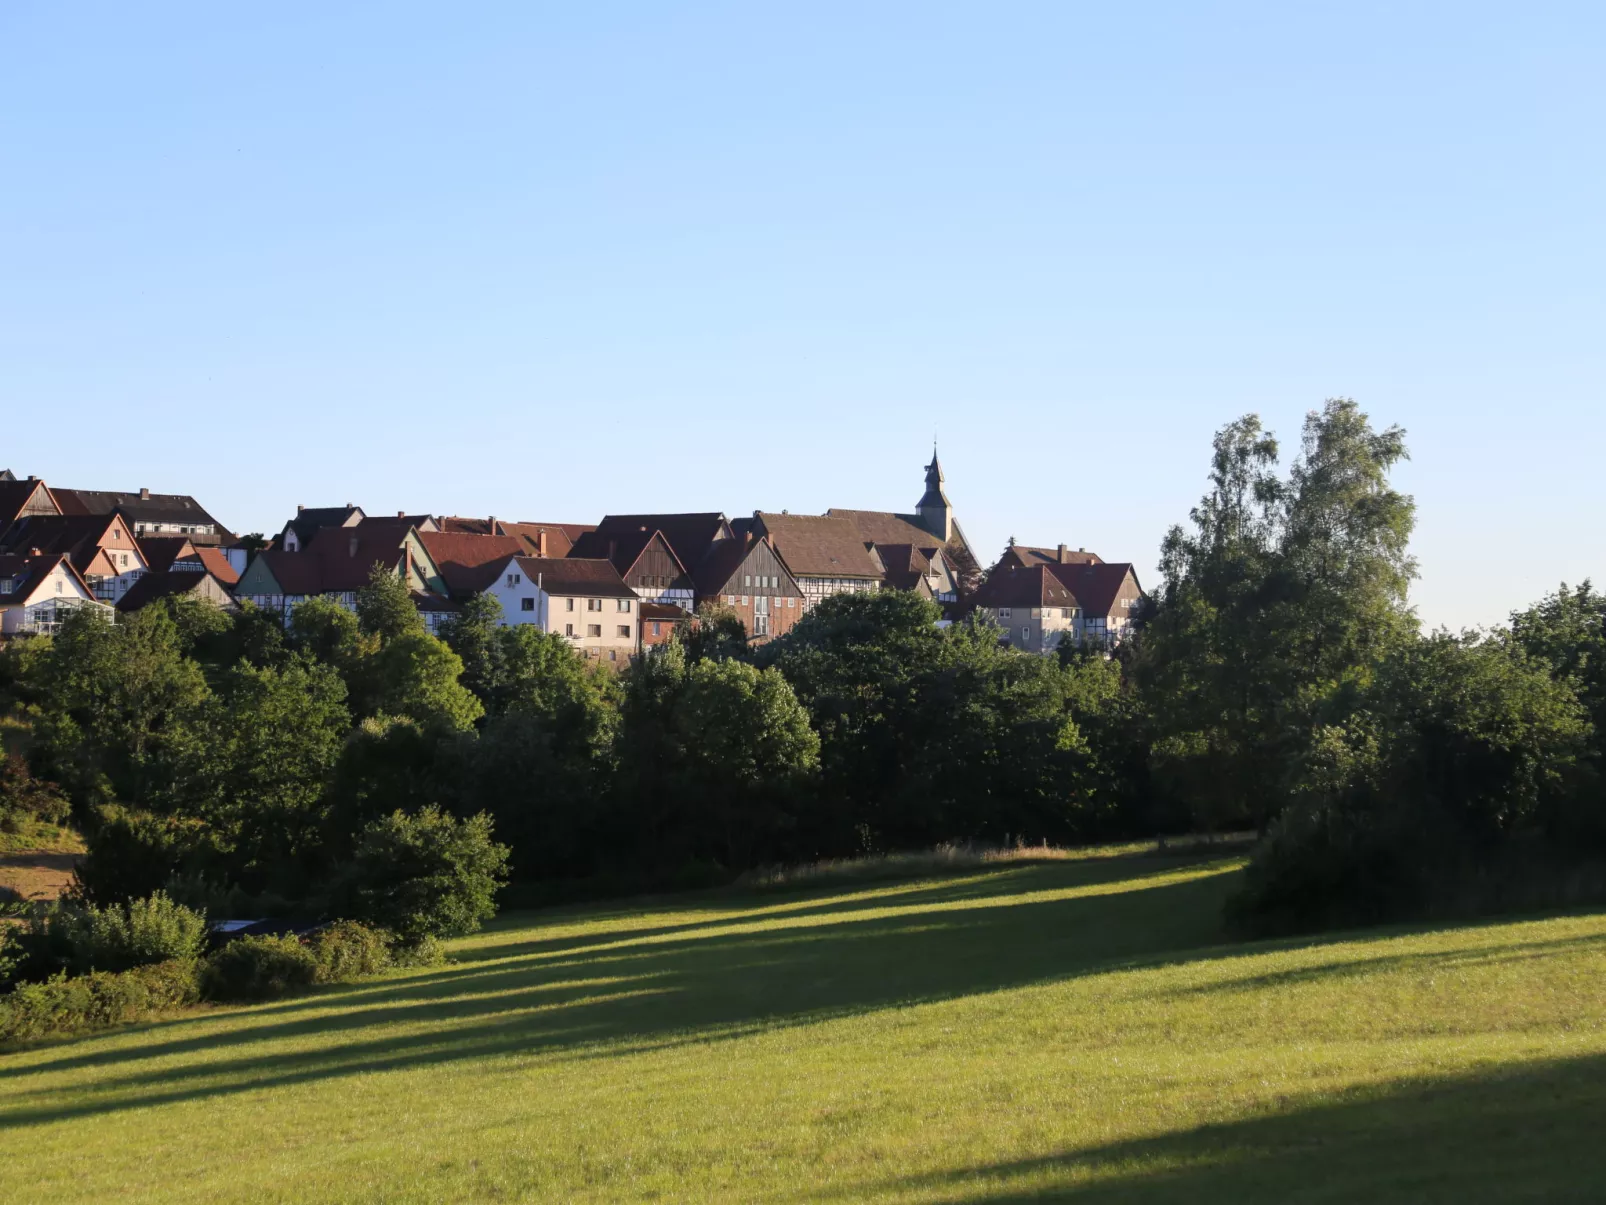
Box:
3, 891, 207, 983
341, 807, 509, 944
310, 921, 392, 982
0, 753, 69, 833
0, 959, 200, 1045
200, 934, 319, 1002
72, 810, 209, 906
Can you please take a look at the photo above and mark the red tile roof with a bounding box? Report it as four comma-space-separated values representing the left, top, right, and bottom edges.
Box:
968, 564, 1081, 611
417, 531, 530, 598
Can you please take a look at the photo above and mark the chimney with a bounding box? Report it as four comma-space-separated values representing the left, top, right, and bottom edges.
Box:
1078, 547, 1086, 554
488, 515, 496, 534
536, 530, 547, 557
607, 538, 617, 560
297, 504, 305, 514
140, 487, 150, 501
26, 475, 36, 482
1058, 544, 1068, 563
397, 511, 405, 519
348, 535, 359, 558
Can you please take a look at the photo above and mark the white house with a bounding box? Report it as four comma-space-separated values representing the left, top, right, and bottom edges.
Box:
484, 555, 639, 666
0, 554, 114, 635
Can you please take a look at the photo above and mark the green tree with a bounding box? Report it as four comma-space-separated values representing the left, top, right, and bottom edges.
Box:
676, 601, 750, 662
439, 592, 507, 710
288, 595, 370, 670
359, 633, 484, 732
355, 563, 423, 644
341, 806, 510, 943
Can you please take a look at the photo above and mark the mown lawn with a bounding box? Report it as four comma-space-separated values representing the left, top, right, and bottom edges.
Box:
3, 852, 1605, 1203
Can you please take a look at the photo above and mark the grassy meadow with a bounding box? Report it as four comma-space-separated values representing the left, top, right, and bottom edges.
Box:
3, 850, 1605, 1202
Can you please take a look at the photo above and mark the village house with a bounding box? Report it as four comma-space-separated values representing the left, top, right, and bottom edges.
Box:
278, 505, 366, 552
0, 476, 62, 533
995, 541, 1103, 571
235, 517, 451, 628
638, 601, 689, 648
569, 525, 694, 609
0, 513, 150, 602
0, 553, 112, 635
748, 512, 883, 609
52, 486, 234, 547
693, 533, 805, 643
967, 558, 1146, 653
483, 555, 639, 666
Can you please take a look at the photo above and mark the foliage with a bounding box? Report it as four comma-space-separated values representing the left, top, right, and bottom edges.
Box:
199, 934, 320, 1002
288, 594, 371, 670
439, 592, 507, 707
3, 891, 207, 983
0, 959, 200, 1045
676, 600, 750, 663
71, 808, 211, 907
340, 807, 509, 944
355, 563, 424, 644
0, 752, 70, 833
355, 633, 484, 732
308, 921, 394, 982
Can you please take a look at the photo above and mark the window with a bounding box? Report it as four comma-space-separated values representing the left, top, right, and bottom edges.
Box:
739, 596, 748, 606
1061, 608, 1072, 619
609, 649, 617, 662
565, 623, 574, 637
725, 595, 735, 605
0, 579, 9, 594
566, 598, 575, 612
119, 553, 129, 568
587, 624, 602, 638
588, 598, 601, 611
999, 607, 1011, 619
1021, 625, 1030, 642
787, 597, 794, 608
754, 612, 770, 636
617, 598, 631, 612
507, 573, 521, 587
617, 625, 630, 638
521, 597, 535, 612
651, 622, 661, 636
743, 575, 751, 588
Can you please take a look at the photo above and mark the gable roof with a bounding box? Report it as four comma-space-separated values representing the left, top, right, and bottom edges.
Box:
968, 563, 1082, 611
510, 556, 635, 598
827, 507, 980, 586
1045, 561, 1143, 618
998, 544, 1103, 571
0, 553, 88, 605
752, 512, 883, 580
281, 506, 365, 549
592, 514, 732, 572
0, 514, 141, 574
691, 534, 800, 596
416, 531, 531, 598
0, 478, 61, 530
138, 536, 198, 574
872, 543, 939, 594
243, 518, 432, 597
188, 546, 240, 587
568, 527, 689, 580
115, 569, 235, 613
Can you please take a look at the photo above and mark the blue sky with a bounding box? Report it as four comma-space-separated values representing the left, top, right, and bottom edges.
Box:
3, 2, 1601, 630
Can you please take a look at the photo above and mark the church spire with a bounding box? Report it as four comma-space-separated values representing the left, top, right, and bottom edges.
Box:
916, 444, 952, 542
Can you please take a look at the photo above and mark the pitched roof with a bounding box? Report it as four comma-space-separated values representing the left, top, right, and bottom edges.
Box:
246, 549, 329, 596
138, 536, 197, 574
511, 556, 635, 598
115, 570, 234, 613
753, 512, 883, 580
0, 514, 131, 573
568, 528, 688, 580
282, 506, 364, 549
640, 601, 691, 622
416, 531, 530, 597
692, 534, 759, 596
592, 514, 731, 572
246, 519, 422, 596
0, 553, 84, 604
53, 488, 233, 542
998, 544, 1103, 571
872, 543, 938, 594
1045, 561, 1142, 618
968, 564, 1081, 611
0, 479, 60, 530
189, 546, 240, 587
827, 508, 980, 584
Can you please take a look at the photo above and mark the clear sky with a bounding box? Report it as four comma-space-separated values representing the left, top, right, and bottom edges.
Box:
3, 3, 1601, 630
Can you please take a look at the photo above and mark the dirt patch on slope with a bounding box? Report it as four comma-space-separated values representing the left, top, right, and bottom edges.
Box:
0, 851, 79, 902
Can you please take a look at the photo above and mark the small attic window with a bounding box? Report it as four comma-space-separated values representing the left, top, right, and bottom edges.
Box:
0, 579, 11, 594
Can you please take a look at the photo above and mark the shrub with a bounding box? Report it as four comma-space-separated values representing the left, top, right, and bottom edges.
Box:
310, 921, 392, 982
0, 753, 69, 833
0, 959, 200, 1045
72, 810, 207, 906
3, 891, 207, 983
341, 807, 509, 944
200, 934, 319, 1002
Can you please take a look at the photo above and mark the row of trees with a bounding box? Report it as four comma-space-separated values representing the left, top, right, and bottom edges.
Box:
2, 397, 1599, 936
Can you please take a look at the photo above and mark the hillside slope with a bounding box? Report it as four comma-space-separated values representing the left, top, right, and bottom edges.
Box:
3, 853, 1604, 1202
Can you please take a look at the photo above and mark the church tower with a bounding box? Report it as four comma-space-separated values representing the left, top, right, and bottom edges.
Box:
916, 446, 953, 543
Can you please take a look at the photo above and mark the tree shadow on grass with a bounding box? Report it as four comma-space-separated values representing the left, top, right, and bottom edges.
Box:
0, 857, 1241, 1120
840, 1052, 1606, 1203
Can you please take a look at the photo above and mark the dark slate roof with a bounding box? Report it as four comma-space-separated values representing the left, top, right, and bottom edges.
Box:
568, 528, 688, 580
283, 506, 365, 549
512, 556, 635, 598
693, 534, 756, 596
115, 570, 233, 613
592, 514, 732, 573
416, 532, 531, 598
138, 536, 197, 575
1045, 562, 1143, 618
0, 479, 60, 529
53, 488, 233, 541
0, 514, 119, 569
967, 564, 1081, 611
873, 543, 938, 594
998, 544, 1103, 571
753, 513, 882, 580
